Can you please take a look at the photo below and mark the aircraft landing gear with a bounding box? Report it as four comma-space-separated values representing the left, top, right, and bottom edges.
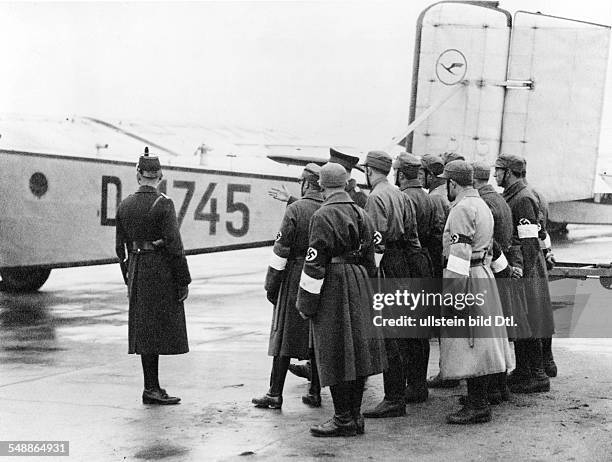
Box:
0, 268, 51, 292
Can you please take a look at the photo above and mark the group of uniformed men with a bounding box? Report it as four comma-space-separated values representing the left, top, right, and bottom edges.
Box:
113, 147, 556, 436
255, 148, 557, 437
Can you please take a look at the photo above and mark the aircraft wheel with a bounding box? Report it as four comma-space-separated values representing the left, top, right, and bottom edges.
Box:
600, 277, 612, 290
0, 268, 52, 292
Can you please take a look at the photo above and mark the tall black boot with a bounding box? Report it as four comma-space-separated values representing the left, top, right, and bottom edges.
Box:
511, 339, 550, 394
542, 337, 557, 377
141, 354, 180, 405
363, 339, 406, 418
311, 382, 357, 437
508, 340, 530, 386
303, 349, 321, 407
351, 377, 366, 434
405, 339, 429, 403
252, 356, 290, 409
448, 376, 491, 424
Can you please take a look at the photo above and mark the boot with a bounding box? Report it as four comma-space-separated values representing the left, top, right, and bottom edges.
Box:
288, 362, 311, 381
351, 377, 366, 434
404, 384, 428, 403
302, 350, 321, 407
252, 356, 289, 408
511, 339, 550, 394
404, 339, 429, 403
142, 388, 180, 405
310, 412, 357, 437
363, 399, 405, 418
542, 337, 557, 377
507, 341, 530, 386
447, 401, 492, 424
251, 393, 283, 409
448, 376, 491, 424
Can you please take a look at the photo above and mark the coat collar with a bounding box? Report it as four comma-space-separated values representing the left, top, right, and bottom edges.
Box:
400, 178, 423, 191
323, 190, 354, 205
370, 176, 390, 190
136, 185, 158, 194
451, 187, 479, 208
502, 180, 526, 201
303, 190, 324, 202
476, 184, 496, 196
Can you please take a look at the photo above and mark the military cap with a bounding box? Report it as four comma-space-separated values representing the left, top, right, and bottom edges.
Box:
319, 162, 348, 188
495, 154, 525, 174
302, 163, 321, 183
421, 154, 445, 176
393, 152, 421, 179
329, 147, 360, 172
359, 150, 392, 174
442, 152, 466, 165
137, 147, 162, 178
471, 161, 491, 180
438, 160, 474, 186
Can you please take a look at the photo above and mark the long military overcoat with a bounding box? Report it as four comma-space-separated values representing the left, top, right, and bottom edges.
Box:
440, 188, 514, 380
116, 185, 191, 355
296, 191, 387, 387
502, 181, 554, 338
265, 190, 323, 359
478, 184, 531, 340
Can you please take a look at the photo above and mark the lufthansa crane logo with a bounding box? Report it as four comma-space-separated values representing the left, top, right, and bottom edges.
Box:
435, 49, 467, 85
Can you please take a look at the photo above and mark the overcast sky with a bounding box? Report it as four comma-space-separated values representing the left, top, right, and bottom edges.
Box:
1, 1, 611, 150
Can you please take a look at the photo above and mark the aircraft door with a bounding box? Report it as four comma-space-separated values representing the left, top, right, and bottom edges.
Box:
501, 12, 610, 202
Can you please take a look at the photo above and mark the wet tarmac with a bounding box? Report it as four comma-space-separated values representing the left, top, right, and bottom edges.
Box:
1, 225, 612, 461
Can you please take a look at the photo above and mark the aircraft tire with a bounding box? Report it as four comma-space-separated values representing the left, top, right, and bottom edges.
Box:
0, 268, 52, 292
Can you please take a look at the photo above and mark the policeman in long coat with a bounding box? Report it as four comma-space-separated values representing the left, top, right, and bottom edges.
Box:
522, 165, 557, 377
251, 164, 324, 410
473, 161, 531, 403
495, 154, 554, 394
438, 161, 514, 424
115, 149, 191, 405
297, 162, 387, 437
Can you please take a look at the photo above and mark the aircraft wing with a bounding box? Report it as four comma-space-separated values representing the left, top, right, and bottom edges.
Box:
267, 153, 365, 172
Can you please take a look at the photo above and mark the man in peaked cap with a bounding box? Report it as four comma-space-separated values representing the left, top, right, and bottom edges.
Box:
472, 161, 531, 405
359, 150, 428, 418
521, 162, 557, 378
495, 154, 554, 394
115, 147, 191, 405
252, 163, 325, 410
437, 160, 514, 424
297, 162, 386, 437
268, 147, 368, 208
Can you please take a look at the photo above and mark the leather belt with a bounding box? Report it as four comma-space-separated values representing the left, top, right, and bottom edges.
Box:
131, 241, 158, 252
470, 256, 486, 267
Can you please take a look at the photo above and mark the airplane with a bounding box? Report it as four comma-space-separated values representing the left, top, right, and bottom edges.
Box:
1, 0, 611, 292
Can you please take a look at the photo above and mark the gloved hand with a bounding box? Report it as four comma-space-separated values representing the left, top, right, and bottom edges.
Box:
510, 266, 523, 279
178, 286, 189, 302
545, 251, 556, 271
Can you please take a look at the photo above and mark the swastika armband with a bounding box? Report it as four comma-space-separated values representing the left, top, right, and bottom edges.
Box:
490, 252, 509, 273
299, 271, 323, 294
305, 247, 318, 262
517, 218, 539, 239
450, 233, 473, 245
269, 252, 287, 271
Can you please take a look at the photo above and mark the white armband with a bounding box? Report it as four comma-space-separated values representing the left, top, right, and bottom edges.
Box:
540, 234, 551, 250
269, 253, 287, 271
490, 252, 509, 273
299, 271, 324, 294
517, 224, 539, 239
446, 254, 470, 276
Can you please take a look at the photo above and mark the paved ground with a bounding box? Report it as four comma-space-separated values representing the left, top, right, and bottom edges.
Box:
1, 225, 612, 461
